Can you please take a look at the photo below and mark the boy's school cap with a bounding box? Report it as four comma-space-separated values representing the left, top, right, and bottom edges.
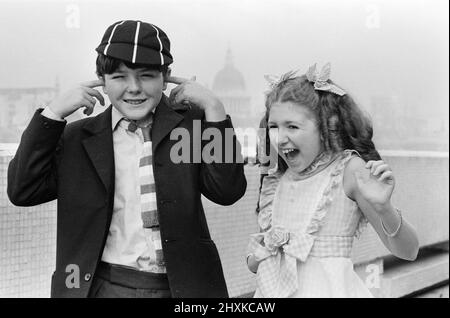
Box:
96, 20, 173, 66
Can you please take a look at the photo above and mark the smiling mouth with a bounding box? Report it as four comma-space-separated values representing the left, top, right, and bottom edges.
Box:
123, 99, 147, 105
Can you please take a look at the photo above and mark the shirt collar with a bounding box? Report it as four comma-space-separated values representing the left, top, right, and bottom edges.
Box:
111, 106, 123, 131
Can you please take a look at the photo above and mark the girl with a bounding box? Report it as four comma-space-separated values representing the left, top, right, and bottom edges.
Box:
247, 63, 419, 298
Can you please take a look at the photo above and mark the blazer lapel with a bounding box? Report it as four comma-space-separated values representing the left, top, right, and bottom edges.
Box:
151, 95, 185, 152
82, 106, 115, 193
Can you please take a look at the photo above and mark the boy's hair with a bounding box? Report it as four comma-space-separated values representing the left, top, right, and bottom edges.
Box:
96, 53, 169, 77
264, 75, 381, 166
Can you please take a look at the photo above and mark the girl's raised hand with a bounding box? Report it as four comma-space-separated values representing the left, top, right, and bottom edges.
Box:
354, 160, 395, 213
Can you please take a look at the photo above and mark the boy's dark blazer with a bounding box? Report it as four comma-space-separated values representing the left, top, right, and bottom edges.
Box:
7, 95, 247, 298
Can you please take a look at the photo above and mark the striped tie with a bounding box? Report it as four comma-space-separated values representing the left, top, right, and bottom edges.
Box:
130, 119, 165, 272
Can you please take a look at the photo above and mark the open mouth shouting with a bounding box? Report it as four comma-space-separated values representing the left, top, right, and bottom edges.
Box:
281, 148, 299, 161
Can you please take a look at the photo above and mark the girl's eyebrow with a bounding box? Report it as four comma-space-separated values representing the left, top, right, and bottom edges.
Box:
267, 120, 301, 125
283, 120, 304, 126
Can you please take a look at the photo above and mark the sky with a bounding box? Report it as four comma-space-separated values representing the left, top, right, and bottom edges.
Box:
0, 0, 448, 144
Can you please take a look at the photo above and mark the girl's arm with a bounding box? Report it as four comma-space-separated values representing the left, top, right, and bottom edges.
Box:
343, 156, 419, 261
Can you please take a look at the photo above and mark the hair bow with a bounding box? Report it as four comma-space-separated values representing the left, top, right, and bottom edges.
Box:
305, 63, 346, 96
264, 70, 298, 89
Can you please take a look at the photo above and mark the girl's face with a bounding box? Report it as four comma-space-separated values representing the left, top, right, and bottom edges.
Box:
268, 101, 324, 173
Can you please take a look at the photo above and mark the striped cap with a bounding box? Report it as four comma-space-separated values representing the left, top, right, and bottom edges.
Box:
96, 20, 173, 66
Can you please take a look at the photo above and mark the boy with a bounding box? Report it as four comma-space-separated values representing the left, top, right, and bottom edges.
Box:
7, 20, 247, 298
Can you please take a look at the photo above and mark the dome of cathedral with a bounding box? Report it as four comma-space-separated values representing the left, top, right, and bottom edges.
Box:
212, 49, 246, 93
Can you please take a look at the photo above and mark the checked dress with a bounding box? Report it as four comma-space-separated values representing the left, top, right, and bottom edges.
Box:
248, 150, 373, 297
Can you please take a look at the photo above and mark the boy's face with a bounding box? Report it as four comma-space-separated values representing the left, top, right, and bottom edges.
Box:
102, 63, 168, 121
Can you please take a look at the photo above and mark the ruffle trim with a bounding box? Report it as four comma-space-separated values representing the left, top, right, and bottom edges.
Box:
306, 150, 356, 235
313, 149, 368, 238
257, 172, 281, 231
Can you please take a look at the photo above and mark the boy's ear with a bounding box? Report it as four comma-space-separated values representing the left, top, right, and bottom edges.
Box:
98, 75, 107, 94
163, 68, 172, 91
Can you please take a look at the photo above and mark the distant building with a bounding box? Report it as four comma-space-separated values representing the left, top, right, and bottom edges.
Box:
368, 95, 449, 151
211, 49, 258, 159
212, 49, 254, 129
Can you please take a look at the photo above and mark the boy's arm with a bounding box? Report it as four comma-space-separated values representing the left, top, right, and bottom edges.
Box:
8, 79, 103, 206
7, 110, 65, 206
166, 75, 247, 205
199, 116, 247, 206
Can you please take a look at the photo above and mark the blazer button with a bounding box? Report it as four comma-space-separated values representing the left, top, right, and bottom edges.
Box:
84, 273, 92, 281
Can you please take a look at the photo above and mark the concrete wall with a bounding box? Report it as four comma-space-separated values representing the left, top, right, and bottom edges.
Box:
0, 149, 448, 297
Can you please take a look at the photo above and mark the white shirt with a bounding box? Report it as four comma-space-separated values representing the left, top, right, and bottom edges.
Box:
102, 106, 158, 269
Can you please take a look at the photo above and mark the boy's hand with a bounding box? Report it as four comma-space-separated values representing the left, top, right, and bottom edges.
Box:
166, 76, 226, 122
48, 79, 105, 119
